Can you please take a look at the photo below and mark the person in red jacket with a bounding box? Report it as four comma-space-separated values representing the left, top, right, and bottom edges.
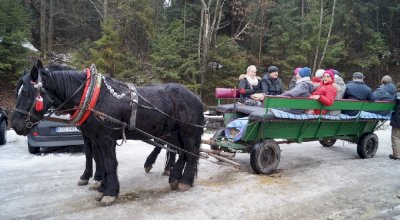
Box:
309, 69, 337, 115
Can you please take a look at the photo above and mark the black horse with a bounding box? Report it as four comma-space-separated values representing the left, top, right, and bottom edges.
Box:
12, 60, 204, 206
78, 137, 177, 187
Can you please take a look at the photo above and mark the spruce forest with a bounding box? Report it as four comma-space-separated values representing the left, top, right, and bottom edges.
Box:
1, 0, 400, 104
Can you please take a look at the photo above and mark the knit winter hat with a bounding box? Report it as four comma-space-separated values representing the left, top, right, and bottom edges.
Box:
298, 67, 311, 78
315, 69, 325, 78
293, 67, 301, 76
323, 69, 335, 82
268, 66, 279, 74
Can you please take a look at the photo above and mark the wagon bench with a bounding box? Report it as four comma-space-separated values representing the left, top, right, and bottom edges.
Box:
209, 88, 395, 175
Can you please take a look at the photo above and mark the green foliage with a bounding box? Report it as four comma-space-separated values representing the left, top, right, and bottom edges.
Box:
202, 36, 248, 103
150, 20, 199, 87
0, 0, 34, 77
90, 18, 124, 78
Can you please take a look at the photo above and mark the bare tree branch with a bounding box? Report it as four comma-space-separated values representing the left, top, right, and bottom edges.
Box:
318, 0, 336, 69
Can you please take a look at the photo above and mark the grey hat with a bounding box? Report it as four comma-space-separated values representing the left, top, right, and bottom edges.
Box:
353, 72, 365, 79
381, 75, 393, 84
268, 66, 279, 74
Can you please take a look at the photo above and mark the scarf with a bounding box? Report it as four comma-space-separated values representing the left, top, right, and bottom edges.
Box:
246, 75, 259, 86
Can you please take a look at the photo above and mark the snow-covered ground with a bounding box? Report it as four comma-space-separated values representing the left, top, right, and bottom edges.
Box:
1, 127, 400, 220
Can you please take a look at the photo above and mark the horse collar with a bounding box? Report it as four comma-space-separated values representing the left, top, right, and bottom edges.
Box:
70, 66, 102, 126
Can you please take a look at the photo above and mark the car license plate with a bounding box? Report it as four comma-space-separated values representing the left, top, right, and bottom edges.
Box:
56, 126, 79, 133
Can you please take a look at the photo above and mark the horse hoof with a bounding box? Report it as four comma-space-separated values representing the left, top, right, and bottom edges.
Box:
77, 179, 89, 186
162, 170, 170, 176
88, 180, 102, 190
177, 183, 190, 192
95, 192, 104, 201
144, 165, 152, 173
101, 196, 116, 206
170, 180, 179, 190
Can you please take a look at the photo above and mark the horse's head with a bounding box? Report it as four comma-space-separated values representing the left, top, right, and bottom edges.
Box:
12, 60, 55, 135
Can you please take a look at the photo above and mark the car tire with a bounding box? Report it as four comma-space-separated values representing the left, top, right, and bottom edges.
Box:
28, 143, 40, 154
0, 119, 6, 145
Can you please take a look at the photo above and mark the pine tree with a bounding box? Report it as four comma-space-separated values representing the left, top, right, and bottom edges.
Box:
0, 0, 34, 78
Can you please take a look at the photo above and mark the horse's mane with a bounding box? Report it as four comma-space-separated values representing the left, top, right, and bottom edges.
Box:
47, 63, 76, 71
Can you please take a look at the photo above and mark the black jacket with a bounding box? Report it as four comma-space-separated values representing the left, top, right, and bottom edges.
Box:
238, 78, 262, 102
343, 81, 373, 116
261, 75, 284, 95
391, 92, 400, 128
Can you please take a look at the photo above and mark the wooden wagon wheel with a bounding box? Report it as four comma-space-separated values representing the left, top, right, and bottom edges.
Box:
357, 133, 379, 158
250, 139, 281, 174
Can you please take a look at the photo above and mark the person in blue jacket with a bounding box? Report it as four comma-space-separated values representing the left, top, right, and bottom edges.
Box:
371, 75, 396, 115
342, 72, 373, 116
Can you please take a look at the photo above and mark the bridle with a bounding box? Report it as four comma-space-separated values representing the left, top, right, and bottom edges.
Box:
15, 67, 96, 129
14, 72, 55, 128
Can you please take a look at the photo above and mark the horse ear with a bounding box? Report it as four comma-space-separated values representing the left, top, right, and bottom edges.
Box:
36, 60, 44, 69
30, 65, 39, 82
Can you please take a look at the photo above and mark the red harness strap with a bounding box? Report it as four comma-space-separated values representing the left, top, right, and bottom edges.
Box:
70, 68, 91, 121
75, 74, 101, 126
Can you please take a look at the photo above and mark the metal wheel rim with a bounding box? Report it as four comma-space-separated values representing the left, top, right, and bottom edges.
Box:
366, 138, 376, 155
259, 145, 277, 168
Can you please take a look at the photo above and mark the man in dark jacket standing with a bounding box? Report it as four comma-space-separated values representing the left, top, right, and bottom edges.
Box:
342, 72, 373, 116
261, 66, 284, 95
390, 83, 400, 160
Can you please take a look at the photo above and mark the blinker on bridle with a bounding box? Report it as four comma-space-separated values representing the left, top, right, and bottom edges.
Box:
15, 71, 54, 128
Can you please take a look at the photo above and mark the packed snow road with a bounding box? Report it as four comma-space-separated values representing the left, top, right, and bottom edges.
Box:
1, 127, 400, 220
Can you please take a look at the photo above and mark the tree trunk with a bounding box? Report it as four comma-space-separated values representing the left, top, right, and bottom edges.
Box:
301, 0, 304, 37
103, 0, 108, 19
312, 0, 323, 73
47, 0, 54, 52
40, 0, 47, 58
183, 0, 186, 43
318, 0, 336, 69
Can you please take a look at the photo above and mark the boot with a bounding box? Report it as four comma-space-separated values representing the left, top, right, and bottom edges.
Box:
389, 154, 400, 160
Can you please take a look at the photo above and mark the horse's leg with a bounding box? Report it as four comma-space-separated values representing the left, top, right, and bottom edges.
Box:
162, 134, 177, 176
176, 131, 201, 191
78, 134, 93, 186
144, 145, 162, 173
168, 132, 185, 190
162, 151, 176, 176
89, 140, 103, 190
96, 136, 119, 206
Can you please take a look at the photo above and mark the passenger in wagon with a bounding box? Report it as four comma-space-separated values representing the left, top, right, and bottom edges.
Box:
308, 69, 337, 115
288, 67, 301, 90
279, 67, 314, 114
370, 75, 396, 115
238, 65, 264, 107
342, 72, 373, 116
327, 69, 346, 115
312, 69, 325, 89
261, 66, 284, 95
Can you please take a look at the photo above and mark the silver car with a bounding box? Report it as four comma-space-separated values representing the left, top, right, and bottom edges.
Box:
27, 114, 84, 154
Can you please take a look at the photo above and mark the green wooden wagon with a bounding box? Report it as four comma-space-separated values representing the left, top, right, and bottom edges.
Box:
210, 92, 395, 175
